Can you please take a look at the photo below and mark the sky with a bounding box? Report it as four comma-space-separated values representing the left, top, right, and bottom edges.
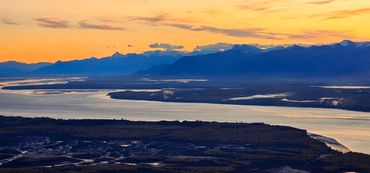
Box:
1, 0, 370, 63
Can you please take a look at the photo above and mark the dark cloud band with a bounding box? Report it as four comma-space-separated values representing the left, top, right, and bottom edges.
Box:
79, 21, 125, 30
34, 17, 69, 28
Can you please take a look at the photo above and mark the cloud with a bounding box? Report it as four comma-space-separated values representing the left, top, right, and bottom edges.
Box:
289, 30, 356, 40
1, 18, 19, 25
95, 16, 125, 23
128, 14, 308, 40
238, 5, 270, 11
238, 0, 336, 13
128, 14, 168, 24
163, 23, 302, 40
313, 8, 370, 20
237, 0, 291, 12
149, 43, 184, 51
129, 15, 308, 40
192, 26, 277, 39
34, 17, 69, 28
306, 0, 334, 4
34, 18, 125, 30
128, 14, 199, 25
193, 43, 235, 53
79, 21, 125, 30
238, 5, 271, 12
163, 23, 193, 30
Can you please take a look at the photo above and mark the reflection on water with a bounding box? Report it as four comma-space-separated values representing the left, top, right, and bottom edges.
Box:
225, 93, 290, 101
0, 77, 86, 88
316, 85, 370, 89
0, 78, 370, 154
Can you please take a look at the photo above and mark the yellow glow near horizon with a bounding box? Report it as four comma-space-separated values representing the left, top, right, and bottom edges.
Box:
1, 0, 370, 63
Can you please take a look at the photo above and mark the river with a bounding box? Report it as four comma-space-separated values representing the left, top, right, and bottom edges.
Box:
0, 78, 369, 154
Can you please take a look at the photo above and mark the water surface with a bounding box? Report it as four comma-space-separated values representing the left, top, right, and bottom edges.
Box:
0, 78, 369, 154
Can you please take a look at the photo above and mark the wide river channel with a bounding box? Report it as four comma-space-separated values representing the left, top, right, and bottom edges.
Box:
0, 78, 369, 154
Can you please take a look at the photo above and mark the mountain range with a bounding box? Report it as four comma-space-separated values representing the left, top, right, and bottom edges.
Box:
146, 40, 370, 79
0, 61, 51, 76
31, 51, 186, 76
1, 40, 370, 79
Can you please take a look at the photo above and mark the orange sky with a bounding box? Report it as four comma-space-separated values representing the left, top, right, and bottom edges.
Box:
1, 0, 370, 63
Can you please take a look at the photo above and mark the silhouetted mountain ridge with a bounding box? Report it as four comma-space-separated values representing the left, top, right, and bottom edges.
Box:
0, 61, 51, 76
149, 40, 370, 78
31, 50, 186, 76
1, 40, 370, 77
